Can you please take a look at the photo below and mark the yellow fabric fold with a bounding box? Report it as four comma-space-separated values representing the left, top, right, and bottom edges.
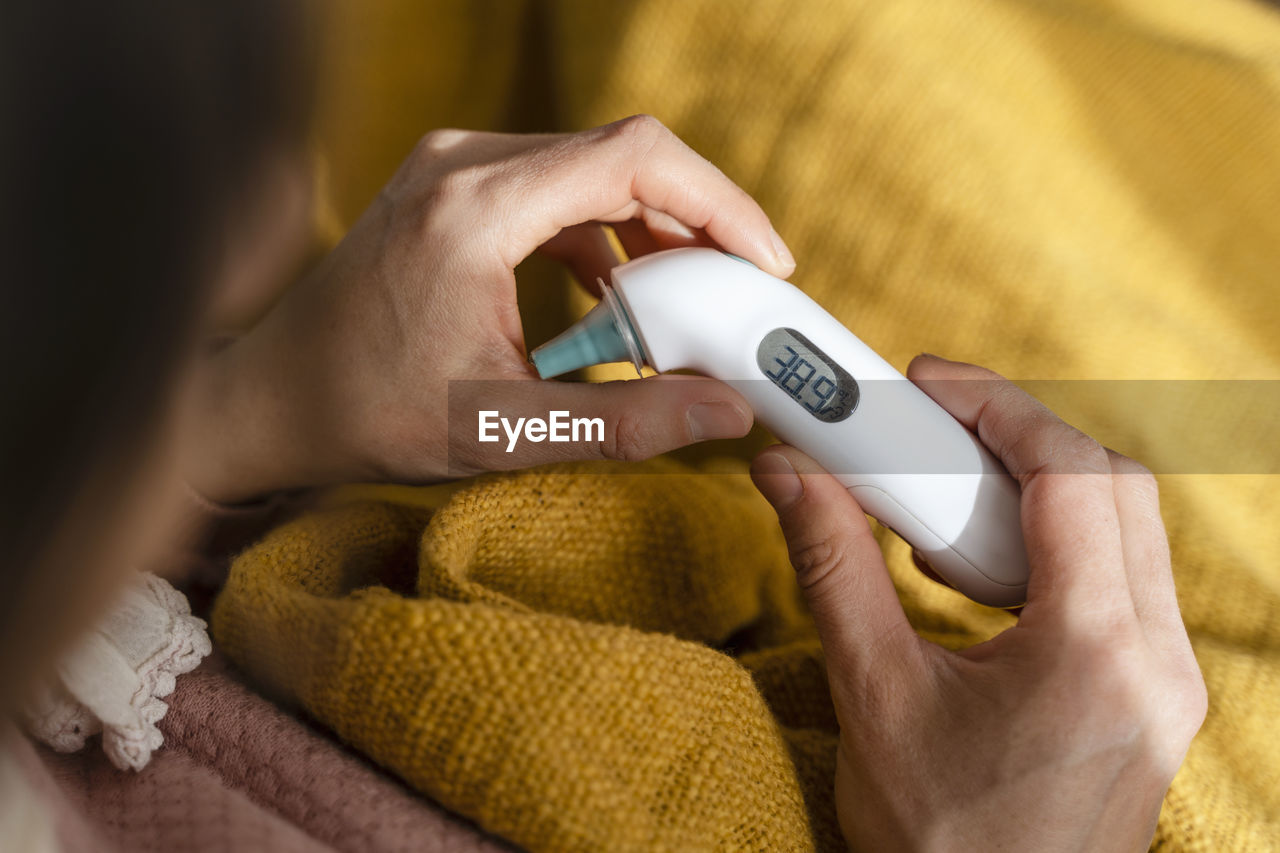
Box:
549, 1, 1280, 849
214, 460, 850, 850
233, 0, 1280, 849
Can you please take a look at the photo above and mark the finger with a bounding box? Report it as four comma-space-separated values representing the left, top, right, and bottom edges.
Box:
612, 219, 662, 259
906, 354, 1132, 622
1105, 449, 1189, 652
452, 375, 752, 474
750, 445, 920, 688
498, 115, 795, 278
613, 211, 717, 260
537, 223, 619, 296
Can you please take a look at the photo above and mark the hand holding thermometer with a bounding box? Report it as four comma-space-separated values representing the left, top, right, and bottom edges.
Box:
530, 247, 1030, 607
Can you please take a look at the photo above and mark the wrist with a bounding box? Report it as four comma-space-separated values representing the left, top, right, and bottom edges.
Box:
182, 323, 334, 503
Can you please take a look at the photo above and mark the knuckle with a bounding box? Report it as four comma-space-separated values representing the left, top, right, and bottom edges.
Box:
1181, 681, 1209, 735
1077, 636, 1206, 763
1149, 676, 1208, 775
1056, 427, 1111, 474
1034, 624, 1207, 780
957, 362, 1009, 385
1108, 449, 1155, 480
410, 164, 498, 237
602, 411, 657, 462
1132, 470, 1162, 511
1112, 452, 1161, 501
978, 384, 1038, 455
1018, 424, 1110, 478
415, 128, 471, 158
605, 113, 667, 147
1116, 454, 1154, 479
1169, 664, 1209, 732
1187, 679, 1209, 731
1131, 466, 1160, 499
787, 534, 845, 592
997, 418, 1045, 475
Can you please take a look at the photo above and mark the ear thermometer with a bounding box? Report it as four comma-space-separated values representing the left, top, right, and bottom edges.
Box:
530, 247, 1029, 607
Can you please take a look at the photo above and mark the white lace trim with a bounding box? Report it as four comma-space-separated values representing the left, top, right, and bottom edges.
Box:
22, 573, 212, 771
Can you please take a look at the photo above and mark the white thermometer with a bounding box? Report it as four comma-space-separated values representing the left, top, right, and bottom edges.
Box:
530, 247, 1029, 607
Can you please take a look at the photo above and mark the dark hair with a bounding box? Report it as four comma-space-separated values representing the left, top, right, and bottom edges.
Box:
0, 0, 313, 702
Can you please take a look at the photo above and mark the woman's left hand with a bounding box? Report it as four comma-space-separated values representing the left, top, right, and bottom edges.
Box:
749, 355, 1206, 852
184, 116, 794, 503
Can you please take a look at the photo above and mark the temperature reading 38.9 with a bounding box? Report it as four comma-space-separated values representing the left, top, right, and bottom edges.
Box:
755, 328, 859, 423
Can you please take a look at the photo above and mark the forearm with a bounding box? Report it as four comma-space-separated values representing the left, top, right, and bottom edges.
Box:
182, 313, 348, 504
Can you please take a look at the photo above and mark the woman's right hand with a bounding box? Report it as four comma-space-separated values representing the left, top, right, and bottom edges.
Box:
750, 354, 1206, 852
184, 116, 788, 504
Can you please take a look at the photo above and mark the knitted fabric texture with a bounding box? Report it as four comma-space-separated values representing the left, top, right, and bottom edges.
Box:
17, 651, 515, 853
213, 459, 850, 850
219, 0, 1280, 849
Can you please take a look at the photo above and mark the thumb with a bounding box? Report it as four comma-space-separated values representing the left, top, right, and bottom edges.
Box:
449, 375, 753, 474
750, 446, 917, 683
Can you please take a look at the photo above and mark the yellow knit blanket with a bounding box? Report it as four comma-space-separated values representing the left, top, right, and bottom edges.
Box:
217, 0, 1280, 849
213, 461, 837, 849
216, 459, 1028, 850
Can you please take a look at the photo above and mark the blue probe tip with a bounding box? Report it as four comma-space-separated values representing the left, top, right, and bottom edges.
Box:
530, 300, 632, 379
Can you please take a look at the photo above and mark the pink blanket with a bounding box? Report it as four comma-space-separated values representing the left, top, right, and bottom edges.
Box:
18, 650, 515, 852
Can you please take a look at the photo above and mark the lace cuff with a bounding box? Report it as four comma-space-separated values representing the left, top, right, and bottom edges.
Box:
22, 573, 212, 771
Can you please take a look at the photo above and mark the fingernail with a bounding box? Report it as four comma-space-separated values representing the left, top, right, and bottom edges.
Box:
752, 452, 804, 509
686, 401, 749, 442
769, 227, 795, 272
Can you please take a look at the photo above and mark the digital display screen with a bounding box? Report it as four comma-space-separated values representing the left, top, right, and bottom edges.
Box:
756, 328, 858, 423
